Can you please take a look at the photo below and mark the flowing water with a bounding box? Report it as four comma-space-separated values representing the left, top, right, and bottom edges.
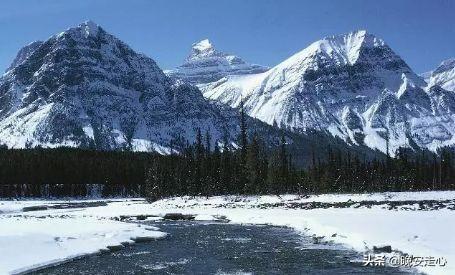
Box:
32, 221, 415, 274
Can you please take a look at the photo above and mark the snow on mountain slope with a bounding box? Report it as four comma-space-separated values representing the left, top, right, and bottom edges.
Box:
424, 58, 455, 92
0, 21, 273, 151
165, 39, 269, 84
199, 30, 455, 154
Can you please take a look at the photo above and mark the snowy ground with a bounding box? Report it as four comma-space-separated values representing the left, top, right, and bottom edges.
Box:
90, 191, 455, 275
1, 191, 454, 275
0, 200, 165, 274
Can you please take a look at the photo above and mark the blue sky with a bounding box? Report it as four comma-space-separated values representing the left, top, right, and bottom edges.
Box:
0, 0, 454, 73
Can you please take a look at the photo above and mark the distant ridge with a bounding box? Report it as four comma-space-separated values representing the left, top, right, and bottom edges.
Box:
165, 39, 268, 84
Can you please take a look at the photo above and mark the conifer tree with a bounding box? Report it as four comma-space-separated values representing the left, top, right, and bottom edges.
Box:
145, 161, 160, 202
239, 98, 248, 164
246, 133, 261, 193
238, 98, 248, 192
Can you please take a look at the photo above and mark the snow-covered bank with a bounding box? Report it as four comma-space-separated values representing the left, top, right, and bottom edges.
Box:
1, 191, 454, 275
0, 203, 165, 274
146, 192, 454, 275
0, 198, 140, 214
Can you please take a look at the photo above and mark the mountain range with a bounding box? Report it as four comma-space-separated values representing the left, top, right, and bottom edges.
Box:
0, 21, 369, 166
1, 21, 454, 158
0, 21, 281, 152
170, 31, 455, 155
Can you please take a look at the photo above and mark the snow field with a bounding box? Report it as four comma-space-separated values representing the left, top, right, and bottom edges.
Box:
0, 213, 165, 274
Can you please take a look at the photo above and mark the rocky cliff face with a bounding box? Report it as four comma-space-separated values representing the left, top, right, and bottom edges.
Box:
5, 41, 44, 72
165, 39, 268, 84
0, 22, 260, 151
197, 31, 455, 154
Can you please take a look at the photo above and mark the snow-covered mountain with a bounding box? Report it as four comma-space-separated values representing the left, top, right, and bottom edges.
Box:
194, 30, 455, 154
0, 21, 276, 152
5, 41, 44, 72
423, 58, 455, 92
165, 39, 268, 84
0, 22, 382, 163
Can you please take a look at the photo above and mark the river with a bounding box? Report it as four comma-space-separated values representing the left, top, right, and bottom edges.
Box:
31, 220, 414, 274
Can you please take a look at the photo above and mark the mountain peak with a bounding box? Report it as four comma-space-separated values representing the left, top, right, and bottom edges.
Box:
78, 20, 100, 38
316, 30, 385, 64
192, 39, 213, 52
188, 38, 219, 61
276, 29, 390, 73
56, 20, 101, 40
167, 39, 269, 84
343, 29, 373, 39
327, 30, 383, 46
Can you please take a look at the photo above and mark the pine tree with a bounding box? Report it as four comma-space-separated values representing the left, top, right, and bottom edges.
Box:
145, 160, 161, 202
245, 133, 261, 193
238, 98, 248, 193
221, 133, 232, 194
279, 133, 288, 189
239, 98, 248, 165
205, 129, 211, 156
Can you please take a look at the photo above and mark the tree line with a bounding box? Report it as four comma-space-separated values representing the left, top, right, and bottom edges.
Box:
144, 131, 455, 201
144, 103, 455, 201
0, 104, 454, 198
0, 147, 151, 197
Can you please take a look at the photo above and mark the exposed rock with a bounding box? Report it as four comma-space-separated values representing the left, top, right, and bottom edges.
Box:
312, 236, 324, 244
106, 244, 124, 252
373, 245, 392, 253
131, 236, 158, 243
5, 41, 43, 72
22, 205, 48, 212
135, 215, 147, 221
163, 213, 195, 220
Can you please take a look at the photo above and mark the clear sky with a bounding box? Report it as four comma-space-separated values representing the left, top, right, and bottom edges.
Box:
1, 0, 454, 74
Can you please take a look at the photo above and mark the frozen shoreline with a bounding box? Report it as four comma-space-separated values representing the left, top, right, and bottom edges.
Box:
0, 211, 165, 274
147, 192, 454, 275
1, 191, 454, 275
